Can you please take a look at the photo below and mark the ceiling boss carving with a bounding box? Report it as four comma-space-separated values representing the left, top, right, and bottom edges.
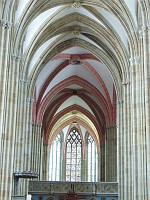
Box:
70, 59, 83, 65
72, 2, 81, 8
73, 30, 81, 35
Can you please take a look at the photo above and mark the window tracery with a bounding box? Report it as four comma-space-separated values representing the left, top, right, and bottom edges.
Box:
66, 129, 82, 181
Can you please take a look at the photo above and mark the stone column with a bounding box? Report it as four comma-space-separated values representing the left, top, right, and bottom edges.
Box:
0, 20, 12, 200
82, 141, 87, 181
59, 133, 64, 181
39, 136, 44, 180
0, 40, 20, 200
142, 25, 150, 200
61, 159, 66, 181
20, 97, 34, 195
61, 136, 66, 181
13, 77, 28, 196
105, 126, 117, 182
118, 51, 149, 200
131, 55, 142, 200
81, 159, 86, 181
118, 80, 132, 200
41, 143, 48, 180
31, 123, 42, 174
100, 144, 105, 182
0, 20, 12, 168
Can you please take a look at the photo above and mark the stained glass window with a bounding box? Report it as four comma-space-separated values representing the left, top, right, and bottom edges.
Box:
49, 134, 61, 181
66, 129, 82, 181
49, 130, 98, 182
87, 135, 98, 182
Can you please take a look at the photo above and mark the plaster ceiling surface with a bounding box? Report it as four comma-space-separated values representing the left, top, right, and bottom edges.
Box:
15, 0, 138, 144
55, 96, 95, 116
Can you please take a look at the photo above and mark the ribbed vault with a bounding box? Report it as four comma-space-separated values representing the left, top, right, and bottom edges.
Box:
1, 0, 150, 199
10, 0, 139, 145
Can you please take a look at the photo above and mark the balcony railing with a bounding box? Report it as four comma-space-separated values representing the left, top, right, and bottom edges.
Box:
28, 181, 118, 195
11, 196, 26, 200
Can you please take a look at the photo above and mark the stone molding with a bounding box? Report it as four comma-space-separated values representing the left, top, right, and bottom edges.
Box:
28, 181, 118, 195
11, 196, 26, 200
14, 171, 38, 179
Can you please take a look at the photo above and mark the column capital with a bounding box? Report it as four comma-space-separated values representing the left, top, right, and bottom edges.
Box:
106, 125, 117, 129
118, 99, 123, 104
12, 54, 21, 62
43, 142, 48, 147
122, 81, 130, 86
129, 56, 140, 65
26, 98, 34, 104
0, 19, 12, 29
138, 0, 145, 5
100, 143, 105, 148
19, 78, 28, 85
138, 26, 149, 37
32, 123, 42, 127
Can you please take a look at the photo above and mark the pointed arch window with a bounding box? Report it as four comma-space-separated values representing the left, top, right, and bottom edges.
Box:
49, 134, 61, 181
87, 135, 98, 182
49, 129, 99, 182
66, 129, 82, 181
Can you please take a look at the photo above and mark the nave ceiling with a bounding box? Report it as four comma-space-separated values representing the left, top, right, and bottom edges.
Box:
2, 0, 140, 146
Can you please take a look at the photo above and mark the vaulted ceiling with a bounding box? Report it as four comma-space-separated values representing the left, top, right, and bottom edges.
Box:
11, 0, 139, 146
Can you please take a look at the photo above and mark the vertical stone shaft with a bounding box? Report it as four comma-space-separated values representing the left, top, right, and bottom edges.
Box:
1, 52, 20, 200
105, 126, 117, 182
0, 22, 11, 197
143, 26, 150, 200
117, 95, 124, 200
31, 123, 42, 174
100, 144, 105, 182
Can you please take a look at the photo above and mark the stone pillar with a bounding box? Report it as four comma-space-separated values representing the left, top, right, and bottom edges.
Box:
0, 20, 13, 200
82, 141, 87, 181
81, 159, 86, 181
61, 159, 66, 181
39, 136, 44, 180
0, 19, 12, 156
118, 50, 150, 200
41, 143, 48, 180
105, 126, 117, 182
20, 97, 34, 195
31, 123, 42, 174
118, 81, 132, 200
100, 144, 105, 182
59, 133, 64, 181
131, 55, 142, 200
142, 25, 150, 200
0, 38, 20, 200
13, 76, 28, 196
1, 56, 20, 198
